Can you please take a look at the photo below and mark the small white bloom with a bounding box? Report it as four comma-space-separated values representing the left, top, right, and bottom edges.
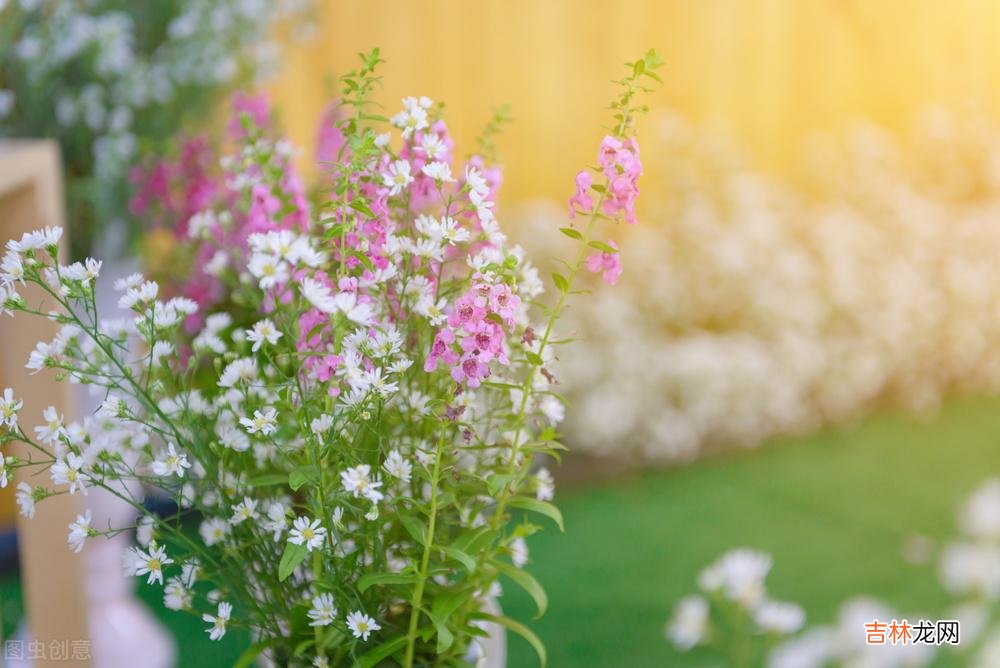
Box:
15, 482, 35, 518
382, 160, 414, 196
263, 501, 288, 540
246, 319, 282, 352
288, 516, 327, 552
35, 406, 66, 445
218, 357, 257, 388
164, 576, 193, 611
67, 509, 93, 553
199, 517, 230, 547
421, 161, 454, 183
203, 601, 232, 641
698, 549, 772, 608
753, 599, 806, 635
240, 407, 278, 436
307, 592, 337, 627
341, 464, 384, 503
665, 595, 709, 651
382, 450, 412, 483
230, 496, 259, 525
136, 515, 154, 547
534, 467, 555, 502
346, 610, 381, 641
0, 387, 23, 429
129, 543, 173, 585
310, 414, 334, 436
300, 276, 338, 313
151, 443, 191, 478
50, 453, 90, 495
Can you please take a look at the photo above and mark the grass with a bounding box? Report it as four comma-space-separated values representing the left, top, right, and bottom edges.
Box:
4, 395, 1000, 666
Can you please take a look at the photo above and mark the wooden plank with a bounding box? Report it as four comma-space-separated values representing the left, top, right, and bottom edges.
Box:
0, 140, 91, 666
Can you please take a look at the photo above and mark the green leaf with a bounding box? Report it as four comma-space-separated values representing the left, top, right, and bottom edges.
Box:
398, 513, 428, 546
525, 351, 544, 366
551, 272, 569, 293
247, 473, 288, 488
559, 227, 583, 241
432, 588, 473, 624
494, 561, 547, 618
278, 542, 309, 582
437, 544, 476, 572
587, 240, 618, 254
508, 497, 565, 532
289, 465, 320, 491
353, 635, 407, 668
430, 612, 455, 654
471, 612, 546, 667
357, 572, 419, 593
487, 474, 513, 497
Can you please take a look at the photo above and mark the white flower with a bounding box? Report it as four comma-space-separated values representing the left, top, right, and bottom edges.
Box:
219, 357, 257, 388
539, 396, 565, 425
128, 543, 173, 585
391, 97, 429, 138
418, 133, 446, 160
665, 595, 709, 651
310, 414, 334, 436
246, 319, 282, 352
35, 406, 66, 445
113, 272, 143, 292
510, 537, 529, 567
382, 450, 412, 483
67, 509, 92, 553
346, 610, 381, 641
248, 253, 289, 289
0, 388, 22, 430
382, 160, 414, 196
117, 280, 158, 310
288, 516, 327, 552
341, 464, 384, 503
7, 226, 61, 253
754, 599, 805, 634
164, 576, 193, 611
960, 478, 1000, 540
300, 276, 338, 313
698, 548, 772, 608
50, 453, 90, 495
151, 443, 191, 478
15, 482, 35, 518
263, 502, 288, 540
230, 496, 259, 525
1, 250, 24, 284
534, 467, 555, 501
240, 407, 278, 436
199, 517, 230, 547
940, 542, 1000, 599
307, 592, 337, 627
422, 161, 454, 183
203, 601, 232, 641
62, 257, 102, 284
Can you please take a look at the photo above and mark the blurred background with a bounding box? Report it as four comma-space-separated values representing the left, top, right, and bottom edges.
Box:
7, 0, 1000, 665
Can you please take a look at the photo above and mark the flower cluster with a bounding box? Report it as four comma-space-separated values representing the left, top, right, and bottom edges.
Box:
665, 548, 805, 659
524, 106, 1000, 464
0, 49, 661, 667
0, 0, 309, 257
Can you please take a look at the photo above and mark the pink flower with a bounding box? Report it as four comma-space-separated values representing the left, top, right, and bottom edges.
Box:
451, 352, 490, 388
596, 135, 642, 224
585, 240, 622, 285
568, 170, 593, 218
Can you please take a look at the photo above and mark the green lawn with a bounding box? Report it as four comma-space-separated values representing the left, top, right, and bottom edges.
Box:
4, 395, 1000, 666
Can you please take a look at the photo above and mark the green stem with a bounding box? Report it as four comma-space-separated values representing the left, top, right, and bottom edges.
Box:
403, 426, 446, 667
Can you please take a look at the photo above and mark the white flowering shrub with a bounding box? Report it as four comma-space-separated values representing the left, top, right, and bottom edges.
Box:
522, 108, 1000, 464
0, 0, 308, 257
0, 50, 662, 666
664, 548, 806, 664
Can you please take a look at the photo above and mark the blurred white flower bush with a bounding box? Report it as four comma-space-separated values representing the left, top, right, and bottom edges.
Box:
523, 107, 1000, 463
0, 0, 309, 257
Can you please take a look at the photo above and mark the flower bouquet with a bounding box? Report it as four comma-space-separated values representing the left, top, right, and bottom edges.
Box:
0, 48, 661, 667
